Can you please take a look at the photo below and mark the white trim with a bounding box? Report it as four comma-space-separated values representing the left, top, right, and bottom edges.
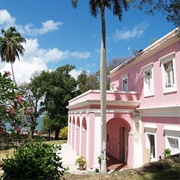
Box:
165, 131, 180, 155
142, 63, 154, 97
69, 108, 136, 115
121, 74, 129, 91
144, 124, 157, 129
67, 99, 140, 109
159, 52, 177, 94
138, 105, 180, 117
141, 62, 153, 71
159, 52, 175, 62
163, 126, 180, 132
145, 130, 157, 162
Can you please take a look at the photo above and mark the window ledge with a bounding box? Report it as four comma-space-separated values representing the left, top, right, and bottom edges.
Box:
163, 86, 177, 94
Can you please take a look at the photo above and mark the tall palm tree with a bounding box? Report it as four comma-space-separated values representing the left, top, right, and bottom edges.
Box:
72, 0, 129, 174
0, 26, 26, 84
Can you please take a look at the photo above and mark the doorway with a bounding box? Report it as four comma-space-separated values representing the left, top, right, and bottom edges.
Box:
120, 126, 126, 162
148, 134, 156, 161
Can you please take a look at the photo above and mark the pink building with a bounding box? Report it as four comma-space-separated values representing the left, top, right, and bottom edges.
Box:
67, 28, 180, 170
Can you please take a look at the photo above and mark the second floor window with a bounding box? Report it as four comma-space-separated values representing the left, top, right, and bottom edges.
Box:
145, 71, 152, 90
164, 61, 174, 87
142, 63, 154, 97
159, 52, 176, 94
122, 75, 128, 91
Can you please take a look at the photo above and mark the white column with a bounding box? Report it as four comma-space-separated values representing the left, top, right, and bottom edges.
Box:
74, 115, 77, 152
79, 114, 82, 156
133, 112, 143, 168
93, 113, 102, 170
86, 113, 90, 165
70, 115, 73, 148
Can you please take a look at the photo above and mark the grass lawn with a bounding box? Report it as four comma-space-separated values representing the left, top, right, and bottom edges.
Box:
0, 140, 67, 162
1, 142, 179, 180
64, 155, 180, 180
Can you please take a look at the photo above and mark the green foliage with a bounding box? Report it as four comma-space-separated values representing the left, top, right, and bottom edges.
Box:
60, 126, 68, 140
75, 156, 86, 165
77, 71, 100, 93
2, 140, 65, 180
133, 0, 180, 27
163, 148, 171, 158
0, 71, 34, 149
38, 65, 77, 139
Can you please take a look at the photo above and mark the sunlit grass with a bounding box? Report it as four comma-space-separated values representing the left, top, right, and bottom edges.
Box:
0, 140, 67, 162
44, 140, 67, 145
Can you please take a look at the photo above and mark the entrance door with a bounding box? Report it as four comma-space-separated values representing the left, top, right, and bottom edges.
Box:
148, 134, 156, 161
120, 126, 126, 162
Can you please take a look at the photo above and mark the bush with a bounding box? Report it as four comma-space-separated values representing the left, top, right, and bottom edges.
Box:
164, 148, 171, 158
60, 126, 68, 140
2, 140, 65, 180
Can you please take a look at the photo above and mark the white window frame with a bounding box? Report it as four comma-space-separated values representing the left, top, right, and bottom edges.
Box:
164, 129, 180, 155
144, 126, 157, 162
142, 63, 154, 97
110, 83, 119, 92
121, 74, 128, 92
159, 52, 177, 94
110, 83, 115, 91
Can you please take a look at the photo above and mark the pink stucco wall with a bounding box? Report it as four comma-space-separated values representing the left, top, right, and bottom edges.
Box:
110, 41, 180, 108
69, 90, 139, 107
106, 113, 134, 167
67, 29, 179, 169
142, 117, 180, 161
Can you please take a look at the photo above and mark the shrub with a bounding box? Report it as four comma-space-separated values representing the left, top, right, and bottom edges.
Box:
2, 140, 65, 180
60, 126, 68, 140
163, 148, 171, 158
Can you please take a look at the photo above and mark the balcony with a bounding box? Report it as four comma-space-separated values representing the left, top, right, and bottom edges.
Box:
67, 90, 140, 110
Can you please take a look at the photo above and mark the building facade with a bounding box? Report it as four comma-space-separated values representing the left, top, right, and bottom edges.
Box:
66, 28, 180, 170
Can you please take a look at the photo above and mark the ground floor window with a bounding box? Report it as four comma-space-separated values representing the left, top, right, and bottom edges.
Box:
148, 134, 155, 159
144, 127, 157, 162
164, 129, 180, 155
168, 137, 179, 155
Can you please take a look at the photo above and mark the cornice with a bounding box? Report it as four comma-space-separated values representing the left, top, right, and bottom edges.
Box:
137, 105, 180, 117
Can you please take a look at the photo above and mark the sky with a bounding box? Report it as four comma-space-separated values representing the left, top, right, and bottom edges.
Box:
0, 0, 176, 85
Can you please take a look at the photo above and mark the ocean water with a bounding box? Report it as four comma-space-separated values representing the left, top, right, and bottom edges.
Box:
5, 116, 43, 131
36, 116, 43, 130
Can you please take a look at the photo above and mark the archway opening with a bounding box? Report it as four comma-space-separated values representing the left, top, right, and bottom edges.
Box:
106, 117, 131, 170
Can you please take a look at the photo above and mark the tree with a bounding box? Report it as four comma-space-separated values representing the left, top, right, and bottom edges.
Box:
77, 71, 100, 94
134, 0, 180, 27
0, 71, 33, 149
42, 114, 56, 140
39, 64, 77, 140
0, 27, 26, 84
71, 0, 129, 174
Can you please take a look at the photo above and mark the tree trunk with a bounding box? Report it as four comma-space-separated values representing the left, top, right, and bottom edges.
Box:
55, 128, 60, 140
100, 5, 107, 174
11, 63, 17, 85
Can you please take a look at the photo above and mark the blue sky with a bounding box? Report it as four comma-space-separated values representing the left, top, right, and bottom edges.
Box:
0, 0, 175, 85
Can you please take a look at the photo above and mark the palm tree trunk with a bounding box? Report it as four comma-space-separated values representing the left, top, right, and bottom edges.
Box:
100, 4, 107, 174
11, 63, 17, 85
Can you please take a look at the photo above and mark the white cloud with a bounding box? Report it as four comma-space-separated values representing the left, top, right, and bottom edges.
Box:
69, 69, 82, 80
0, 9, 15, 28
0, 10, 63, 36
0, 9, 92, 85
19, 20, 63, 36
113, 21, 149, 40
0, 38, 91, 85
